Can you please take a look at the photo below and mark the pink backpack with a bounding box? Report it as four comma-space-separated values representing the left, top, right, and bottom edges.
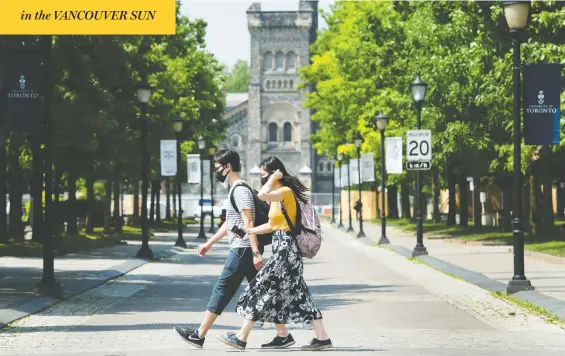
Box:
279, 194, 323, 259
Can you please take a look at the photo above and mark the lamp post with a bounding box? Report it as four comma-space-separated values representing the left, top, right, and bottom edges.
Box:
503, 0, 533, 294
136, 77, 153, 259
197, 136, 207, 240
337, 153, 344, 228
329, 152, 336, 224
209, 145, 217, 233
410, 72, 428, 257
346, 145, 354, 233
172, 116, 187, 248
354, 134, 365, 238
376, 111, 390, 245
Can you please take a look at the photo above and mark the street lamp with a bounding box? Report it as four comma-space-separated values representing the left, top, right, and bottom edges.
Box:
410, 72, 428, 257
209, 145, 217, 233
345, 143, 354, 233
354, 133, 365, 238
136, 77, 153, 259
503, 0, 533, 294
337, 152, 344, 228
197, 136, 207, 240
376, 111, 390, 245
172, 116, 187, 248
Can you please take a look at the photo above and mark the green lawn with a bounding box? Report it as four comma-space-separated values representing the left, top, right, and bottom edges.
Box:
383, 218, 565, 258
150, 218, 197, 232
0, 225, 140, 257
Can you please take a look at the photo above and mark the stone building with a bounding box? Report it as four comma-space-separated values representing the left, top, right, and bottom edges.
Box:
220, 0, 333, 193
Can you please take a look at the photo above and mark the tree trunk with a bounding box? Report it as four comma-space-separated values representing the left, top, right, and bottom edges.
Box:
29, 133, 43, 241
113, 176, 121, 232
149, 180, 156, 224
541, 173, 554, 233
501, 181, 512, 232
156, 180, 161, 223
103, 179, 112, 234
67, 167, 78, 236
447, 169, 456, 226
85, 169, 95, 233
473, 175, 482, 228
432, 167, 441, 223
557, 182, 565, 218
165, 178, 171, 220
400, 181, 411, 219
133, 180, 139, 219
388, 185, 399, 219
172, 180, 177, 219
458, 174, 468, 227
0, 130, 7, 243
53, 166, 62, 236
8, 133, 24, 241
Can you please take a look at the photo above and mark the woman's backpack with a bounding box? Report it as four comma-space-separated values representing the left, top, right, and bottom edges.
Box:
279, 193, 323, 259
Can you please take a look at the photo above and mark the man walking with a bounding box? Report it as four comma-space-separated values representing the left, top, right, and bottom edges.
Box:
174, 149, 290, 348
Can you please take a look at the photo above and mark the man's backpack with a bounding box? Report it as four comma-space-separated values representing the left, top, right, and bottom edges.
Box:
229, 182, 273, 249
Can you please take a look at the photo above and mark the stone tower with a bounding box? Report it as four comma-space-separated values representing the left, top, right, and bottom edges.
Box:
245, 0, 322, 190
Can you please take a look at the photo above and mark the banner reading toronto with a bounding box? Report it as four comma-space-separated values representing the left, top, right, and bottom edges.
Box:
522, 63, 562, 145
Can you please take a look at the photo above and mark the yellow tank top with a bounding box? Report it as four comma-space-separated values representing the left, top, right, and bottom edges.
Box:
269, 187, 297, 231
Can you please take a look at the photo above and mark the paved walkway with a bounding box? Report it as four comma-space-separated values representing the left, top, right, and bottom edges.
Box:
0, 226, 204, 327
347, 219, 565, 318
0, 222, 564, 355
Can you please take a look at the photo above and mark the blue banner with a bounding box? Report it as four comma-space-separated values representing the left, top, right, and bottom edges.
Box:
0, 49, 44, 132
522, 63, 562, 145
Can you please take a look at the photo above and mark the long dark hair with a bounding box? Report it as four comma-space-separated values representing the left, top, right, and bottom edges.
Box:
260, 156, 309, 203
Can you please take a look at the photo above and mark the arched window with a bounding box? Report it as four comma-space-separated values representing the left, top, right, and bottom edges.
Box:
326, 162, 332, 171
283, 80, 288, 89
264, 52, 273, 71
289, 79, 294, 88
266, 80, 271, 89
275, 51, 285, 71
283, 122, 292, 142
287, 52, 297, 70
268, 123, 278, 142
318, 161, 325, 172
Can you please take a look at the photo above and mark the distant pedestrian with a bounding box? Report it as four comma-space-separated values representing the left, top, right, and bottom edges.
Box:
217, 156, 332, 351
173, 149, 287, 349
354, 200, 362, 221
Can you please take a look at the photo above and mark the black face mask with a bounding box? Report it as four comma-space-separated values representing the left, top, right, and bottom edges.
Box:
215, 166, 229, 183
260, 174, 271, 186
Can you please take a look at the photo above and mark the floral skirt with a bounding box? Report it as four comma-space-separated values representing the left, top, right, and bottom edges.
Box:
235, 230, 322, 324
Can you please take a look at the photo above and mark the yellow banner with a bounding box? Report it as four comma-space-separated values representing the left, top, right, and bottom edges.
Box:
0, 0, 176, 35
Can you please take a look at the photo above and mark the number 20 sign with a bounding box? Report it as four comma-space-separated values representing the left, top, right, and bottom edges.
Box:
406, 130, 432, 161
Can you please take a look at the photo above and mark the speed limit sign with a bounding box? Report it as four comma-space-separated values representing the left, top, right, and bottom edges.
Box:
406, 130, 432, 161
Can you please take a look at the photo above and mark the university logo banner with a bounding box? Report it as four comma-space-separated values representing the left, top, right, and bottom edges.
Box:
0, 50, 44, 132
523, 63, 562, 145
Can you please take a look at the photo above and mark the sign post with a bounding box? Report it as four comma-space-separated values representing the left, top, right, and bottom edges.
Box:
406, 129, 432, 170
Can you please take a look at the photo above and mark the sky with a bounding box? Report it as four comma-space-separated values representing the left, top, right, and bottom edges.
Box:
182, 0, 336, 69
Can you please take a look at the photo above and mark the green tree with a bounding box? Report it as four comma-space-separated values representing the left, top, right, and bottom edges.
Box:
223, 59, 250, 92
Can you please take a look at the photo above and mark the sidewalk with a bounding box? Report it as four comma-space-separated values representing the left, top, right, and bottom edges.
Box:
0, 225, 204, 328
345, 218, 565, 319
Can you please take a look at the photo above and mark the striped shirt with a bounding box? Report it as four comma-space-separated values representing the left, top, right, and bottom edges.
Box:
226, 180, 256, 249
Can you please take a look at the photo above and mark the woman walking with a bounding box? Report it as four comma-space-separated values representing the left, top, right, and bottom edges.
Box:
217, 156, 332, 351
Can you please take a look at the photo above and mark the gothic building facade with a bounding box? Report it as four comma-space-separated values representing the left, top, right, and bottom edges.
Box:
221, 0, 332, 193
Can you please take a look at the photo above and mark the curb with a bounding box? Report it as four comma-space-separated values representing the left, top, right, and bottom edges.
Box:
0, 246, 183, 329
323, 221, 565, 321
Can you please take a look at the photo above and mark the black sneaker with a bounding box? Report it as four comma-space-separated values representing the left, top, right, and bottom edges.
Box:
261, 334, 296, 349
174, 326, 205, 348
301, 338, 333, 351
217, 332, 247, 350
